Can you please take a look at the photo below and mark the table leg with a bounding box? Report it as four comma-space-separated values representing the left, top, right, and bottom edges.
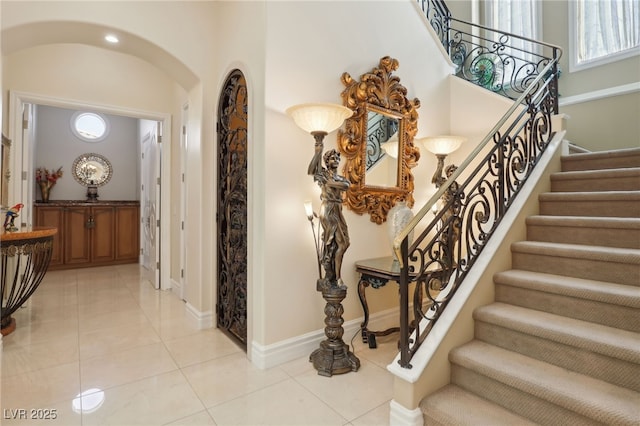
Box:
357, 276, 370, 344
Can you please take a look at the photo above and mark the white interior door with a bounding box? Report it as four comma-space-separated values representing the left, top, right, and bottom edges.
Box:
140, 121, 161, 289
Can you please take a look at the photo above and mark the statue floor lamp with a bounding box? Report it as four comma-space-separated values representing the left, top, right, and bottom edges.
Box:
287, 102, 360, 377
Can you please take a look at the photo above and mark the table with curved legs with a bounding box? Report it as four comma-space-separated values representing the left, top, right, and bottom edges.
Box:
1, 227, 57, 336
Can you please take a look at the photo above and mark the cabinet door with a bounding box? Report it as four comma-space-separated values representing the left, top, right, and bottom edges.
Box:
64, 207, 91, 265
34, 206, 64, 266
115, 205, 140, 262
91, 206, 115, 263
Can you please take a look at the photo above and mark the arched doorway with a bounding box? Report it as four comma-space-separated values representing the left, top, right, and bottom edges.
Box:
216, 70, 248, 347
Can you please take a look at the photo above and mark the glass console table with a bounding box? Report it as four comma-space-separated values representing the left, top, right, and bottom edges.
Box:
1, 227, 57, 336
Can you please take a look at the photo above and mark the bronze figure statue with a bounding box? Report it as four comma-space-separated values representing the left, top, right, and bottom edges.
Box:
308, 140, 350, 289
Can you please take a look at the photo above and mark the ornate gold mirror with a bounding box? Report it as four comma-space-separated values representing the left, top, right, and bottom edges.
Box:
338, 56, 420, 224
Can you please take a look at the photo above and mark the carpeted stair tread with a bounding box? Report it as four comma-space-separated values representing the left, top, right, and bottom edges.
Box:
494, 269, 640, 309
511, 240, 640, 265
420, 384, 538, 426
526, 215, 640, 249
561, 147, 640, 171
474, 302, 640, 364
527, 215, 640, 230
551, 167, 640, 181
550, 167, 640, 191
450, 341, 640, 424
539, 190, 640, 202
538, 190, 640, 217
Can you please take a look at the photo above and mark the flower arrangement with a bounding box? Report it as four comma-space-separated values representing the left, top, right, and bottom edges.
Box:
35, 166, 63, 202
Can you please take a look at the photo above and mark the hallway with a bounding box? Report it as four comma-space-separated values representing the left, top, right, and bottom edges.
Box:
1, 264, 395, 425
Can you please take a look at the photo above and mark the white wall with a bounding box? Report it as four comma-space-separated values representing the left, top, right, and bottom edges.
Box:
34, 105, 139, 201
262, 0, 455, 344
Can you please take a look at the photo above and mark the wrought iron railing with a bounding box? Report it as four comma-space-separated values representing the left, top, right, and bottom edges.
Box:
418, 0, 561, 113
392, 1, 563, 368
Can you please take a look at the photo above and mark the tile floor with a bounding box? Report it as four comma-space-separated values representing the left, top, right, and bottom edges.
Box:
1, 264, 400, 425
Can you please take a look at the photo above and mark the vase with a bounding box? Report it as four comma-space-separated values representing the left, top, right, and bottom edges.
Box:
38, 182, 51, 203
388, 200, 414, 260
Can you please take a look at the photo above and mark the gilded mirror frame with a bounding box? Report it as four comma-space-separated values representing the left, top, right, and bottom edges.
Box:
338, 56, 420, 224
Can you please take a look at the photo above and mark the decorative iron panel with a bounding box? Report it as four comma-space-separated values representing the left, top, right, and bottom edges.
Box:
216, 69, 248, 347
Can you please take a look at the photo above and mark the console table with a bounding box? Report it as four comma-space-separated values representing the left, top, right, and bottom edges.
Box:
1, 227, 57, 335
355, 256, 448, 347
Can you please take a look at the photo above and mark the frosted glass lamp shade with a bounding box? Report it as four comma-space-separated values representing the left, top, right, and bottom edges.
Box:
286, 103, 353, 134
421, 135, 467, 155
382, 140, 399, 159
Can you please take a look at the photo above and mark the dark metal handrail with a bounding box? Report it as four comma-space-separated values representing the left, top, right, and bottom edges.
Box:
418, 0, 561, 113
392, 1, 563, 368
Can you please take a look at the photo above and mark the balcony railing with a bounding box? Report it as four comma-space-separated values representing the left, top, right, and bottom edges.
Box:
392, 1, 563, 368
418, 0, 561, 112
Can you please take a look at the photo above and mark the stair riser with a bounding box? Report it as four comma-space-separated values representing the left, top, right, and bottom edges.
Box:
539, 199, 640, 217
451, 365, 602, 425
512, 250, 640, 286
475, 321, 640, 392
526, 224, 640, 249
551, 176, 640, 192
495, 283, 640, 332
561, 155, 640, 172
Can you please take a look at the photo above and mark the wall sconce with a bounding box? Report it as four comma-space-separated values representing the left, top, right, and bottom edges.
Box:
420, 135, 466, 188
287, 102, 360, 377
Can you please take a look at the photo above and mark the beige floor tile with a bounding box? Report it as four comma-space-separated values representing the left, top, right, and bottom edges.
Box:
350, 401, 390, 426
1, 335, 80, 377
181, 352, 289, 408
208, 378, 347, 426
78, 307, 153, 334
2, 316, 79, 347
163, 329, 242, 368
79, 321, 161, 359
80, 342, 178, 390
80, 370, 205, 426
166, 410, 217, 426
293, 359, 393, 422
1, 361, 81, 408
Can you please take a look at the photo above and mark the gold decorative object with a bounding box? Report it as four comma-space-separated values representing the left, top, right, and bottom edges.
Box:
338, 56, 421, 224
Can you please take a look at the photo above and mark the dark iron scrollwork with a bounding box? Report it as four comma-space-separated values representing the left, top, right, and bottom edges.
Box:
396, 66, 560, 368
418, 0, 561, 113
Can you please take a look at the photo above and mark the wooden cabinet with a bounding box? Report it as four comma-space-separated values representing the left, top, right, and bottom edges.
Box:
34, 201, 139, 270
33, 206, 65, 267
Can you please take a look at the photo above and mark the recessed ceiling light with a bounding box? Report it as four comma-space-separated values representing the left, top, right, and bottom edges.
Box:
105, 34, 119, 44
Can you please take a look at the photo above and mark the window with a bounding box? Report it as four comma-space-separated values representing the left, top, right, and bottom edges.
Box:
570, 0, 640, 71
485, 0, 542, 58
71, 112, 109, 142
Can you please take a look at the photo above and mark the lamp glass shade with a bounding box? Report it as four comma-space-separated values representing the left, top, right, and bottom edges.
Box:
304, 200, 314, 220
421, 135, 467, 155
286, 103, 353, 134
382, 140, 399, 159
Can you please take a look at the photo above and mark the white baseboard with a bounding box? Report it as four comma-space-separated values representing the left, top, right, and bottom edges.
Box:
389, 400, 423, 426
251, 306, 400, 370
185, 302, 213, 330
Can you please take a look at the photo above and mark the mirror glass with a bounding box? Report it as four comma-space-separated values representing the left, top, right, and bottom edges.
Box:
365, 108, 401, 188
338, 56, 421, 224
72, 153, 113, 187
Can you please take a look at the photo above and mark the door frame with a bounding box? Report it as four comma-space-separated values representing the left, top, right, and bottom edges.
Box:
8, 90, 172, 290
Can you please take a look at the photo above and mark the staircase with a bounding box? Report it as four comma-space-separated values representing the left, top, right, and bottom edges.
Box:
419, 147, 640, 425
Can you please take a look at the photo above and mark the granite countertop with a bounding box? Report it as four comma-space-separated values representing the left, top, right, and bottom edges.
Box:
34, 200, 140, 206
